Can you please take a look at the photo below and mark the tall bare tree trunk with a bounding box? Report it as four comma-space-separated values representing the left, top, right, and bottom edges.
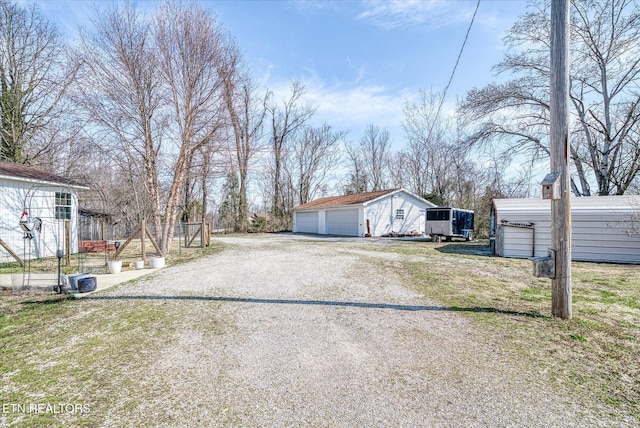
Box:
155, 1, 226, 254
219, 42, 266, 231
78, 3, 164, 246
267, 81, 314, 221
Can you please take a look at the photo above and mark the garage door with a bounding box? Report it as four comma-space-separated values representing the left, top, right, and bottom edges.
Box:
326, 209, 359, 236
295, 211, 318, 234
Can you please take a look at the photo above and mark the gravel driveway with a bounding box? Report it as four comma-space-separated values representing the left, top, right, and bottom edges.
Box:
96, 234, 619, 427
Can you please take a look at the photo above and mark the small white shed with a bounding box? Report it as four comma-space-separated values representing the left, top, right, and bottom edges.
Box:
0, 161, 87, 264
293, 188, 436, 237
491, 196, 640, 263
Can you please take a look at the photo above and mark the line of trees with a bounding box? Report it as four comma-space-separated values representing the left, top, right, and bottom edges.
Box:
2, 0, 640, 251
460, 0, 640, 197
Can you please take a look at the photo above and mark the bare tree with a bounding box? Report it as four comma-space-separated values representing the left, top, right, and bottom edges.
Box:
154, 1, 227, 254
266, 81, 315, 220
78, 2, 165, 244
292, 123, 345, 205
79, 1, 229, 254
218, 40, 267, 231
460, 0, 640, 196
403, 99, 477, 206
402, 89, 448, 197
570, 0, 640, 195
0, 0, 77, 164
342, 139, 367, 194
345, 124, 393, 192
401, 87, 526, 217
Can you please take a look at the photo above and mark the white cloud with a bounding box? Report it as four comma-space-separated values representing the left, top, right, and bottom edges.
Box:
346, 57, 367, 84
289, 0, 343, 13
306, 83, 408, 128
308, 81, 415, 145
357, 0, 477, 30
264, 75, 414, 145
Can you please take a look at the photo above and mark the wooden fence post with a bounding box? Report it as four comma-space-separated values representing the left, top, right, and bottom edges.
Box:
0, 238, 24, 267
141, 218, 146, 262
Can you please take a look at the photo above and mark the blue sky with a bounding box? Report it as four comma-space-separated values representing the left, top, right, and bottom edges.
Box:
34, 0, 529, 146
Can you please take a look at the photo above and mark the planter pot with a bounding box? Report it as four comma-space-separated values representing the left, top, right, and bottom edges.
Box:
149, 257, 165, 269
78, 276, 97, 293
134, 260, 145, 270
107, 260, 122, 274
64, 273, 90, 290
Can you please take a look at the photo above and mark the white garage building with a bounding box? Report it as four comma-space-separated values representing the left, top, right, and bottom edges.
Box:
292, 188, 436, 237
491, 196, 640, 264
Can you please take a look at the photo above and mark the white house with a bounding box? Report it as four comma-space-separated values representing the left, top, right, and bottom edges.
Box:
491, 196, 640, 264
292, 188, 436, 237
0, 161, 87, 264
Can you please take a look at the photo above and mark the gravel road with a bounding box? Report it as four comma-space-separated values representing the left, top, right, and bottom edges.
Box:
97, 234, 624, 427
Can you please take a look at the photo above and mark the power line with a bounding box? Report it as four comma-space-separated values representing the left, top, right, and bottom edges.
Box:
435, 0, 481, 121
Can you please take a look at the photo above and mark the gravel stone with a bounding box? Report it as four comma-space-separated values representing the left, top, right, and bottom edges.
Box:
99, 234, 631, 427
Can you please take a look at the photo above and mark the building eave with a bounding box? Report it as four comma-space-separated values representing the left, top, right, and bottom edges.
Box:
0, 174, 89, 190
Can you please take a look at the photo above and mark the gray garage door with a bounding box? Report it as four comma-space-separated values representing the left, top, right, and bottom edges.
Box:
296, 211, 318, 234
326, 209, 359, 236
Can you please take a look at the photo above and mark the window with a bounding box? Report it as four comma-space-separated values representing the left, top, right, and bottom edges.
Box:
395, 209, 404, 220
426, 209, 450, 221
55, 192, 72, 220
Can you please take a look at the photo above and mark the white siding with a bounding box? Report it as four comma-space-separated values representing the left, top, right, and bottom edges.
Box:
366, 197, 392, 236
318, 209, 327, 234
572, 214, 640, 263
294, 211, 319, 234
0, 177, 29, 263
496, 225, 535, 258
390, 193, 428, 235
0, 178, 80, 263
493, 197, 640, 263
326, 209, 359, 236
292, 189, 434, 238
366, 193, 428, 236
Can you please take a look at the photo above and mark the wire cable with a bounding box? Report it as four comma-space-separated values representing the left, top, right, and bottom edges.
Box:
436, 0, 481, 120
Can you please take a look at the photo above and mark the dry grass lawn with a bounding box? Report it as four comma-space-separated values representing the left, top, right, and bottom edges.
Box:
1, 236, 638, 425
388, 240, 639, 417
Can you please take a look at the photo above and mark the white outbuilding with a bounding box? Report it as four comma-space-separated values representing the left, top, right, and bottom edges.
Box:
292, 188, 436, 237
0, 161, 87, 265
491, 196, 640, 264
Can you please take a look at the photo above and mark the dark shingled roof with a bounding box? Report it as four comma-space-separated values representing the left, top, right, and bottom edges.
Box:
294, 189, 399, 210
0, 161, 86, 188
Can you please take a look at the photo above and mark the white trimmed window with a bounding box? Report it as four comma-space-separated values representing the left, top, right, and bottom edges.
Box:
55, 192, 72, 220
395, 209, 404, 220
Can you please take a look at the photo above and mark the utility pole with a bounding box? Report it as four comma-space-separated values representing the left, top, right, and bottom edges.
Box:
550, 0, 572, 319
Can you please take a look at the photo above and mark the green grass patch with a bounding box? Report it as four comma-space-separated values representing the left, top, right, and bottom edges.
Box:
0, 291, 192, 426
0, 261, 23, 274
570, 333, 587, 342
373, 240, 640, 421
520, 287, 549, 302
